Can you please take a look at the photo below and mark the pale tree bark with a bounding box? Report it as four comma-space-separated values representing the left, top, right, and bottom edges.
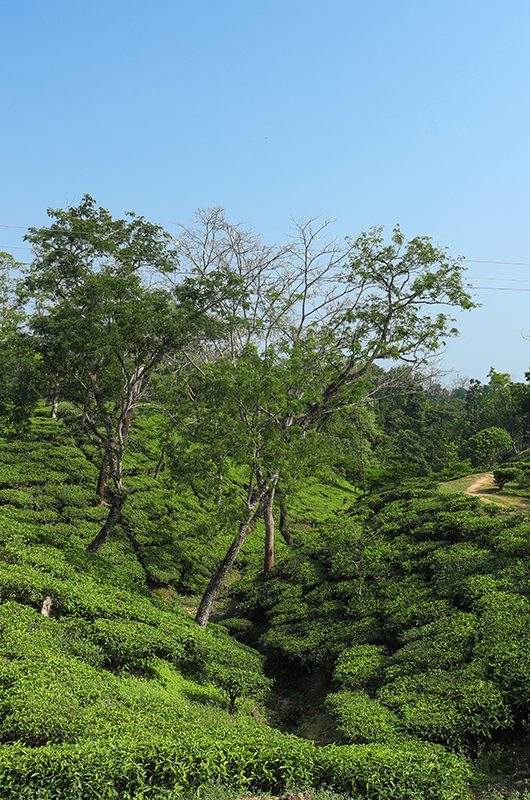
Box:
96, 448, 110, 504
263, 486, 276, 573
49, 375, 60, 418
41, 596, 52, 616
153, 435, 168, 480
278, 491, 292, 545
87, 491, 125, 553
86, 365, 152, 553
195, 477, 277, 628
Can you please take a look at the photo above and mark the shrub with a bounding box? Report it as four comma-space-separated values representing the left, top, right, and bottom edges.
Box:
315, 739, 470, 800
0, 654, 110, 745
83, 618, 165, 674
431, 543, 494, 601
378, 669, 512, 749
333, 644, 386, 690
207, 663, 272, 714
326, 691, 401, 744
493, 467, 521, 490
387, 612, 477, 676
47, 485, 94, 508
474, 592, 530, 709
0, 731, 471, 800
381, 578, 451, 635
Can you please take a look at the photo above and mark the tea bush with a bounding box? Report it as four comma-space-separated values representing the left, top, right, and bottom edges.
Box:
474, 591, 530, 709
231, 484, 530, 762
326, 691, 401, 744
387, 612, 477, 676
333, 644, 387, 689
0, 419, 508, 798
378, 670, 512, 749
0, 732, 471, 799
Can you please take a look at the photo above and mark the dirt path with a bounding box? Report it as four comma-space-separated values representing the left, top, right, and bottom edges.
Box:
463, 472, 530, 510
465, 472, 495, 497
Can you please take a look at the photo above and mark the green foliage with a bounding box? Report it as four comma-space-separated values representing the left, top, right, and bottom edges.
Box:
474, 592, 530, 709
9, 196, 530, 796
235, 483, 530, 762
0, 733, 471, 800
0, 413, 479, 799
373, 369, 470, 480
462, 427, 513, 468
333, 645, 386, 690
493, 466, 521, 489
206, 662, 271, 714
387, 612, 477, 676
0, 254, 41, 433
326, 691, 401, 744
23, 197, 222, 554
431, 544, 495, 601
7, 324, 530, 800
316, 740, 470, 799
378, 670, 512, 749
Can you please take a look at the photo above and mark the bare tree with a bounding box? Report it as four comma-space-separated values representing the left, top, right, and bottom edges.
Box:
178, 216, 474, 627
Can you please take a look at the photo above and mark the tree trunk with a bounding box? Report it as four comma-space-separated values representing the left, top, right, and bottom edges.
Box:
263, 486, 276, 573
50, 398, 58, 419
122, 521, 165, 590
216, 469, 224, 508
87, 493, 125, 553
96, 449, 110, 503
278, 492, 292, 545
195, 484, 272, 628
41, 596, 53, 616
154, 436, 168, 480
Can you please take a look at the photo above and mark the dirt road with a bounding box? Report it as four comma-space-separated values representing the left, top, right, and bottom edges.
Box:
462, 471, 530, 509
465, 473, 494, 497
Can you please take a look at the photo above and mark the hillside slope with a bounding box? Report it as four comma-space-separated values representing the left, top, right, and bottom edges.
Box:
226, 485, 530, 797
0, 412, 471, 799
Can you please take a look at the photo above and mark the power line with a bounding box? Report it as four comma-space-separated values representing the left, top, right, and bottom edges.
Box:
468, 276, 530, 283
466, 259, 530, 267
2, 222, 530, 266
471, 286, 530, 292
2, 221, 530, 260
3, 264, 530, 292
3, 223, 530, 282
472, 285, 530, 291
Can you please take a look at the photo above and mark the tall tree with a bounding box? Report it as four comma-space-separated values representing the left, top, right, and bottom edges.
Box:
0, 253, 40, 432
463, 369, 530, 454
187, 221, 475, 627
24, 196, 208, 552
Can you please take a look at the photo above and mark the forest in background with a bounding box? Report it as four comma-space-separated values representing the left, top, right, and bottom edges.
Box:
0, 198, 529, 799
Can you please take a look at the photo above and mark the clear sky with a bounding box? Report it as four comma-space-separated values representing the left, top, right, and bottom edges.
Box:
2, 1, 530, 383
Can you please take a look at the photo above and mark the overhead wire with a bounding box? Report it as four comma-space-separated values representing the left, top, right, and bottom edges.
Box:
2, 224, 530, 290
466, 259, 530, 267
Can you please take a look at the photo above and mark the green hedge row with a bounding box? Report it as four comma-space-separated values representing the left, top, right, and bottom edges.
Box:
0, 731, 470, 800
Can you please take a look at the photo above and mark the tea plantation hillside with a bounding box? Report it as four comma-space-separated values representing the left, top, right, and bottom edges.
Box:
0, 410, 474, 800
226, 485, 530, 797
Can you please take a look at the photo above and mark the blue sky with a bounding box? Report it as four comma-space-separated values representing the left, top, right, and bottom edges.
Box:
2, 0, 530, 382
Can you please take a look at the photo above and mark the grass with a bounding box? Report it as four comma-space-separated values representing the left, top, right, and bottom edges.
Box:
440, 473, 487, 494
